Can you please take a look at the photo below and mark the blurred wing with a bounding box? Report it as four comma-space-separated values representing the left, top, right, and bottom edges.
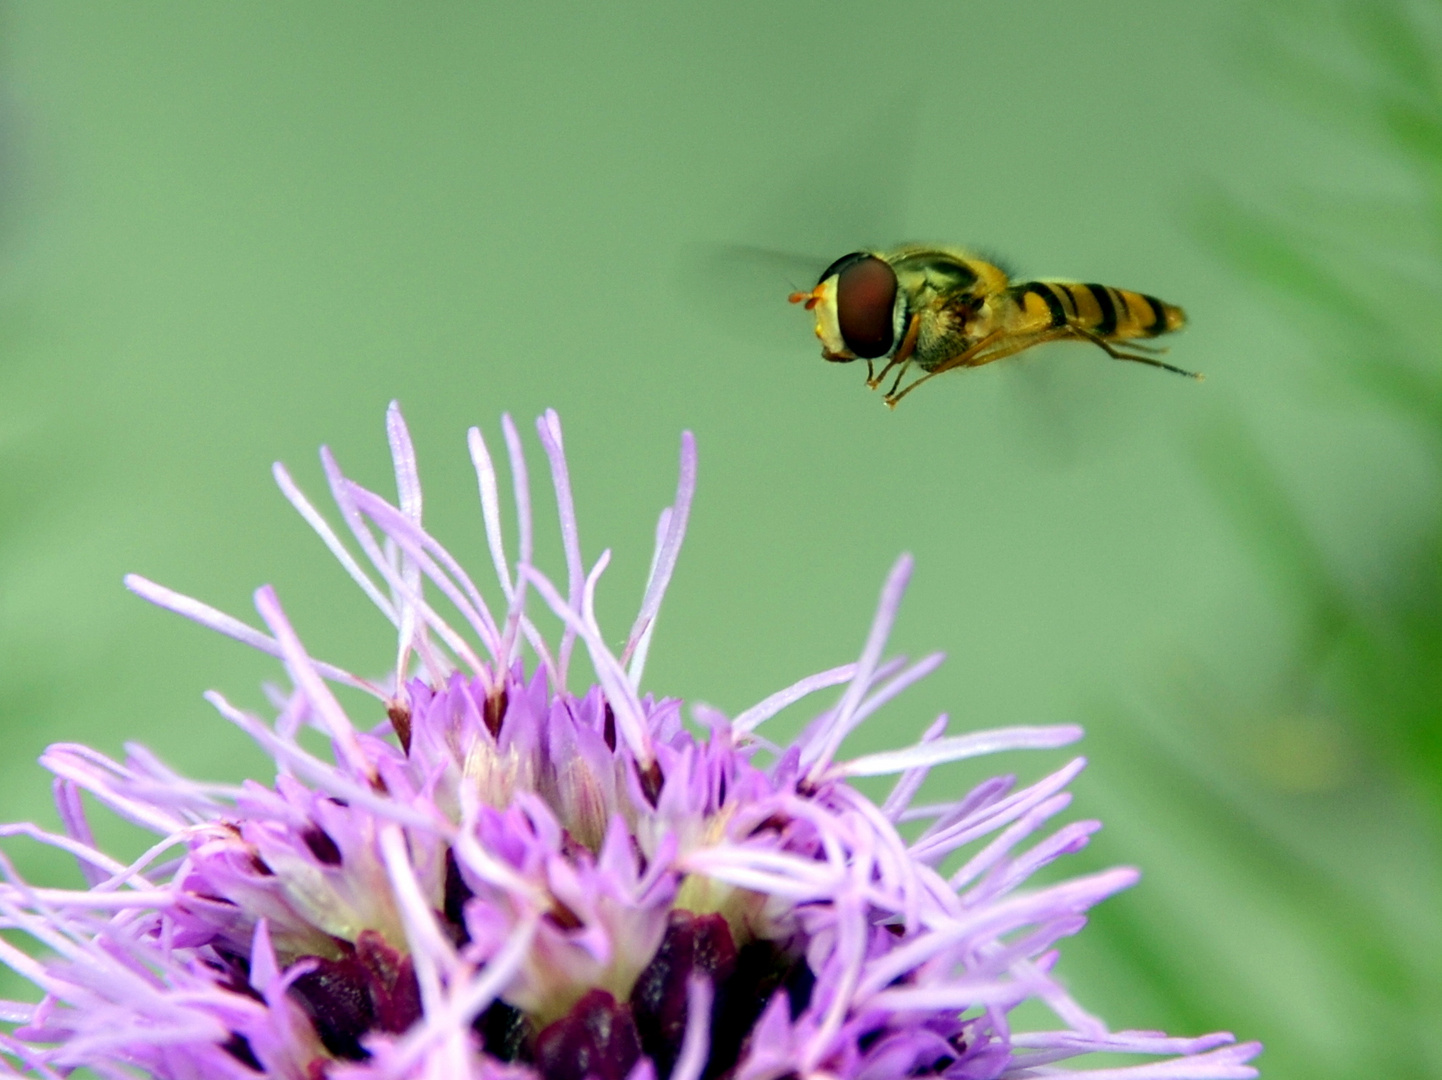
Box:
675, 243, 827, 348
673, 103, 916, 351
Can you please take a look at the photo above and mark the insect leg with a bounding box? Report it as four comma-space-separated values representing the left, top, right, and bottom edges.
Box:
882, 325, 1201, 408
867, 314, 922, 391
1108, 339, 1169, 355
885, 359, 914, 397
882, 367, 948, 408
881, 328, 1011, 408
1074, 328, 1201, 379
869, 361, 896, 392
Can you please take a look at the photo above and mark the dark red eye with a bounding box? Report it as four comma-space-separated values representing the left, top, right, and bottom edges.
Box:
833, 255, 897, 359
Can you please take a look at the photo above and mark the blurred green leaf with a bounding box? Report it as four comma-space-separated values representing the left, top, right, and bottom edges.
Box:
1076, 3, 1442, 1078
1082, 699, 1433, 1080
1196, 194, 1375, 326
1379, 95, 1442, 161
1194, 413, 1350, 649
1345, 1, 1440, 100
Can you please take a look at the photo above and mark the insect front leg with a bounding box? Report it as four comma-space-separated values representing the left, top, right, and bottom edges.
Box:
868, 359, 896, 391
867, 314, 921, 391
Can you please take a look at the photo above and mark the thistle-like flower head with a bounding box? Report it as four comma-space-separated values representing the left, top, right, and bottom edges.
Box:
0, 405, 1260, 1080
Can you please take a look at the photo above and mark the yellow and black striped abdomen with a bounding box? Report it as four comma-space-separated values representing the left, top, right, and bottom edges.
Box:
1009, 281, 1185, 341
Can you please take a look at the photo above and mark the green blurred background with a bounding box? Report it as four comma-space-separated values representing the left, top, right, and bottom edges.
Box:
1, 2, 1439, 1078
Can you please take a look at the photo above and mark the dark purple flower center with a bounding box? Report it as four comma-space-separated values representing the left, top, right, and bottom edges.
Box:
287, 932, 422, 1061
534, 989, 642, 1080
290, 957, 374, 1060
468, 911, 812, 1080
631, 912, 737, 1078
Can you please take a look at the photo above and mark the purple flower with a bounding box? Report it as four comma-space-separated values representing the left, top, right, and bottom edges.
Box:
0, 404, 1260, 1080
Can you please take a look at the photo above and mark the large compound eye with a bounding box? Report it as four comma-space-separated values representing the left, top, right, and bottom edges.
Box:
832, 255, 897, 359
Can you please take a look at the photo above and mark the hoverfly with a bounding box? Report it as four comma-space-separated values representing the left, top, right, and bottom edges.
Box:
789, 245, 1196, 407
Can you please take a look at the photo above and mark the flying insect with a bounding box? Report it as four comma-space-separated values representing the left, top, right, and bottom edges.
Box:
788, 246, 1196, 407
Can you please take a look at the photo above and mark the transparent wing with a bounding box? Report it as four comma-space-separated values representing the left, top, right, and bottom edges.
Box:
674, 243, 828, 349
672, 104, 916, 351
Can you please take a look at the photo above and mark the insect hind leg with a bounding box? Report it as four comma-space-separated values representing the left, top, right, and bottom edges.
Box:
1077, 328, 1201, 379
1107, 338, 1168, 355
